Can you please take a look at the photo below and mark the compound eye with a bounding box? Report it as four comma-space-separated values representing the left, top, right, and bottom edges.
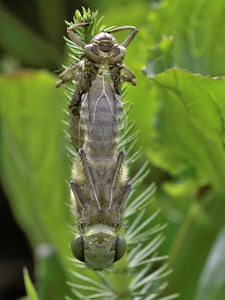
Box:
71, 235, 85, 262
114, 236, 126, 262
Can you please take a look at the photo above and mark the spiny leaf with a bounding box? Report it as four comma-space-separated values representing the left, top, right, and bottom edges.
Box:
61, 8, 169, 299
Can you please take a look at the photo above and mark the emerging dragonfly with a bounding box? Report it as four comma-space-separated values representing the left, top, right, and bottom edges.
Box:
57, 16, 137, 270
70, 75, 131, 270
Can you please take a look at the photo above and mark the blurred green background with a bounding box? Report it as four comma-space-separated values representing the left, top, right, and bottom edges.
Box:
1, 0, 225, 299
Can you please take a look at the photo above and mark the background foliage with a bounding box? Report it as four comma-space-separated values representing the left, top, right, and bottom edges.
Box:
1, 0, 225, 299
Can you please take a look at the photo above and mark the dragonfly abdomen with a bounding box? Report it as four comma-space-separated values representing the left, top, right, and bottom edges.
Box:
81, 76, 122, 161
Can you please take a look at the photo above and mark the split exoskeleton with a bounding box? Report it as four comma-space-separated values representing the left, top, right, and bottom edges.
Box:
56, 23, 137, 93
57, 22, 137, 270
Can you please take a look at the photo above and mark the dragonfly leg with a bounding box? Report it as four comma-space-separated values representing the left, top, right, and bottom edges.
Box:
67, 23, 89, 48
70, 181, 88, 222
78, 149, 102, 211
109, 62, 136, 93
106, 26, 138, 48
121, 64, 136, 85
113, 183, 132, 227
117, 182, 132, 211
56, 61, 83, 87
109, 150, 125, 210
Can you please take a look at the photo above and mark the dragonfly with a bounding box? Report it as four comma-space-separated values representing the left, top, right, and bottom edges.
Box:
57, 20, 137, 270
70, 75, 132, 270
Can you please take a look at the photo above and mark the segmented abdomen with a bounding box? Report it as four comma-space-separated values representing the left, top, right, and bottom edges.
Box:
81, 76, 122, 160
71, 75, 128, 226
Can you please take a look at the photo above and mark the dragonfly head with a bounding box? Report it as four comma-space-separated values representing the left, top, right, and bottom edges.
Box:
71, 225, 126, 270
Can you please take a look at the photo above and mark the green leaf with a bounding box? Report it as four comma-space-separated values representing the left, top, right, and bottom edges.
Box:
142, 68, 225, 299
23, 268, 39, 300
0, 70, 72, 297
146, 69, 225, 193
0, 4, 62, 68
163, 192, 225, 300
196, 226, 225, 300
36, 244, 73, 300
143, 35, 175, 77
196, 228, 225, 300
147, 0, 225, 76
